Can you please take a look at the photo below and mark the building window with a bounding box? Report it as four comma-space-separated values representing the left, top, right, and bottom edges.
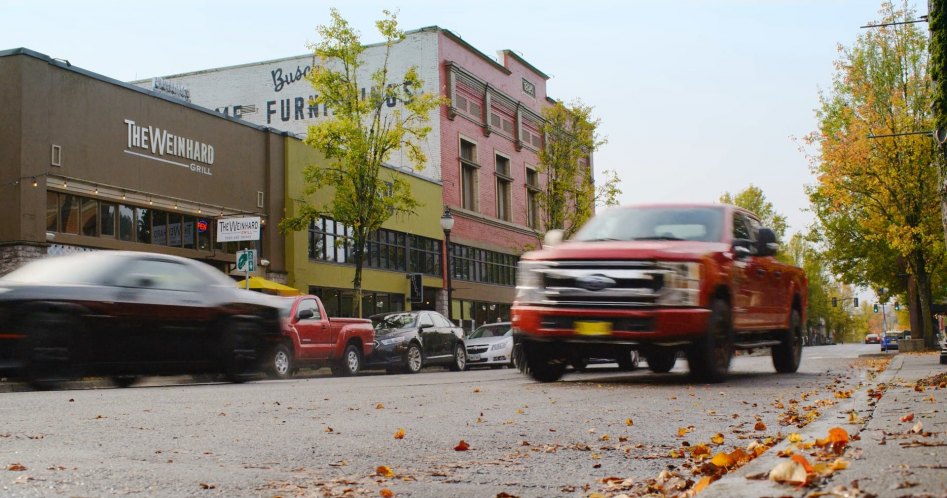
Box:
409, 235, 442, 276
100, 202, 116, 237
460, 138, 479, 212
308, 217, 354, 263
449, 244, 518, 287
308, 217, 442, 277
495, 154, 512, 222
80, 198, 98, 237
60, 194, 80, 235
367, 228, 407, 272
310, 286, 405, 318
136, 208, 152, 244
526, 166, 540, 229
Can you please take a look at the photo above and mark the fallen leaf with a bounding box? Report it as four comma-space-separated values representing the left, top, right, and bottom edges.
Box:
394, 428, 405, 439
677, 426, 693, 437
199, 483, 216, 489
380, 488, 394, 498
769, 460, 807, 484
625, 418, 634, 426
324, 427, 334, 433
376, 465, 395, 478
376, 403, 385, 409
691, 444, 711, 458
788, 433, 803, 443
711, 452, 735, 468
754, 421, 767, 431
599, 434, 610, 441
791, 454, 814, 473
454, 440, 470, 451
829, 458, 849, 471
901, 413, 915, 423
7, 463, 27, 471
473, 388, 481, 393
911, 421, 923, 434
693, 476, 712, 493
711, 433, 725, 445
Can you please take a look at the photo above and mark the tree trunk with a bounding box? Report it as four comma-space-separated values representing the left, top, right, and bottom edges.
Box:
352, 233, 365, 318
912, 251, 937, 349
907, 274, 921, 339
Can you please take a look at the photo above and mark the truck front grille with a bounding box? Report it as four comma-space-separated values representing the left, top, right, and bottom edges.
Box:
539, 260, 666, 308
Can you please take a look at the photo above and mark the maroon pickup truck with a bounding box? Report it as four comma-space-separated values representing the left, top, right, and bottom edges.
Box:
265, 295, 374, 379
512, 203, 807, 383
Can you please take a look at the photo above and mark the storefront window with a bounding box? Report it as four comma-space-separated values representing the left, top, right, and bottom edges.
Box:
136, 208, 152, 244
100, 202, 116, 237
80, 198, 97, 236
197, 218, 211, 250
168, 213, 182, 246
118, 205, 135, 242
60, 194, 80, 234
153, 211, 168, 245
46, 192, 58, 232
182, 215, 196, 249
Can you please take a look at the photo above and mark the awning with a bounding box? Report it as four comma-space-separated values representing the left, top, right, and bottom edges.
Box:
235, 276, 302, 296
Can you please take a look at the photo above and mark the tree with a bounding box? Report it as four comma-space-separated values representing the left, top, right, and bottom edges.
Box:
719, 185, 788, 240
280, 9, 444, 317
534, 100, 619, 244
931, 0, 947, 247
806, 1, 946, 348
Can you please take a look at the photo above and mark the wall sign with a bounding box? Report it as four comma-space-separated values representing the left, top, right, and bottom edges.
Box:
123, 118, 215, 176
217, 216, 261, 242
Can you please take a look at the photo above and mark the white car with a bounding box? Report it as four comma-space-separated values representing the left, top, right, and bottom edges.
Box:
465, 322, 514, 369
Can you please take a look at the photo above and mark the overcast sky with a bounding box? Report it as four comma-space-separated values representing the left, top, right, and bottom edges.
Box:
2, 0, 927, 237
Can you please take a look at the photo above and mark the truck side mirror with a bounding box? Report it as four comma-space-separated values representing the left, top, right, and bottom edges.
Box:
297, 308, 314, 320
756, 228, 778, 257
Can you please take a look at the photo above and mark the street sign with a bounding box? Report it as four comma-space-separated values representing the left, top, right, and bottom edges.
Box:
236, 249, 256, 272
217, 216, 261, 242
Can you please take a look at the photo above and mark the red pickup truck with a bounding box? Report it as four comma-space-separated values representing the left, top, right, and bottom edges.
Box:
512, 203, 807, 383
265, 295, 374, 379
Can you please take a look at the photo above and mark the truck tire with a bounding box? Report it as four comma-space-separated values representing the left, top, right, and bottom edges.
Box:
524, 341, 567, 382
772, 309, 803, 373
220, 318, 263, 384
686, 299, 733, 383
20, 312, 79, 390
334, 343, 361, 377
268, 343, 294, 379
404, 343, 423, 374
449, 344, 466, 372
512, 343, 524, 371
646, 350, 676, 373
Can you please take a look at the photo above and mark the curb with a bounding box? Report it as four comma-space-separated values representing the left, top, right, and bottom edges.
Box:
701, 355, 906, 498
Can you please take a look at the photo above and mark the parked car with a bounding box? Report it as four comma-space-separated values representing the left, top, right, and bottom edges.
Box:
465, 322, 514, 369
864, 333, 880, 344
940, 333, 946, 365
0, 251, 283, 389
881, 331, 905, 352
367, 311, 466, 373
512, 203, 808, 383
264, 295, 373, 379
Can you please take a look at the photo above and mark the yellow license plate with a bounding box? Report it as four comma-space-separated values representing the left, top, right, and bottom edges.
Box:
575, 321, 612, 336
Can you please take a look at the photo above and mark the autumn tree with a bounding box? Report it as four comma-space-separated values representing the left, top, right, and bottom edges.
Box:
806, 1, 946, 348
718, 185, 788, 241
280, 9, 444, 317
534, 100, 620, 244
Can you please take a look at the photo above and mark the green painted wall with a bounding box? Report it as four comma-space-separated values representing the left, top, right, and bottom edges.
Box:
282, 138, 445, 299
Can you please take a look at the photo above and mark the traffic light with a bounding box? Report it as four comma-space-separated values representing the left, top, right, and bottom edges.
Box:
831, 297, 838, 307
873, 303, 879, 313
894, 302, 900, 311
854, 297, 859, 307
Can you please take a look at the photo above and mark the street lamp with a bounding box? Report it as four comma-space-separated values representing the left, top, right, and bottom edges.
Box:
440, 207, 455, 321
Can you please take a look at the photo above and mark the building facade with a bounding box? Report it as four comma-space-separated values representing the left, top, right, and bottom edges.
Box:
0, 48, 286, 278
135, 26, 558, 327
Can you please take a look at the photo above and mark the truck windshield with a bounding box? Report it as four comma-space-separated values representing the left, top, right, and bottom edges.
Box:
573, 206, 725, 243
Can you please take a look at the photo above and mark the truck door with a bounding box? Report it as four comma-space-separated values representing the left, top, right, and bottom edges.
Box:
746, 216, 785, 326
730, 213, 757, 330
293, 298, 330, 360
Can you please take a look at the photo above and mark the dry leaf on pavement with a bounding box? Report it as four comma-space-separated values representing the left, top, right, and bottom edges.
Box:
380, 488, 394, 498
454, 440, 470, 451
768, 459, 807, 485
900, 412, 915, 423
394, 428, 405, 439
376, 465, 395, 477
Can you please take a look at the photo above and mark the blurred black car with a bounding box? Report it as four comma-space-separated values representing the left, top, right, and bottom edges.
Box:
0, 251, 282, 389
367, 311, 466, 374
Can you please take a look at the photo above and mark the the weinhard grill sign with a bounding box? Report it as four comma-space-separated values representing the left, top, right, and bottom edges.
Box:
124, 118, 215, 176
217, 216, 261, 242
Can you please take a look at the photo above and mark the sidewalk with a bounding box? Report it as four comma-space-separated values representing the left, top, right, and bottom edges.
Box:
704, 352, 947, 498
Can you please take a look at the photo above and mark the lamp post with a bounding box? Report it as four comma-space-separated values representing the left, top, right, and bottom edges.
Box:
440, 207, 455, 321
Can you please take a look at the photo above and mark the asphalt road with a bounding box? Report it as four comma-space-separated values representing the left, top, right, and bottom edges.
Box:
0, 344, 884, 497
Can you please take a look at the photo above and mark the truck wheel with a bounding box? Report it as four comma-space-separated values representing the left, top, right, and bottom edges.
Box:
772, 309, 803, 373
404, 343, 423, 374
646, 350, 676, 373
524, 341, 567, 382
220, 319, 263, 384
512, 343, 525, 371
334, 344, 361, 377
20, 312, 79, 390
686, 298, 733, 382
449, 344, 466, 372
618, 350, 640, 371
268, 343, 294, 379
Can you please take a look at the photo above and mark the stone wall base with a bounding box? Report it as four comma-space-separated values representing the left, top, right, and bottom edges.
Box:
0, 244, 46, 276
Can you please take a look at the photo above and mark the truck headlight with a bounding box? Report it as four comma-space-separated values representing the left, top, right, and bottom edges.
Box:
515, 261, 547, 304
656, 262, 701, 306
